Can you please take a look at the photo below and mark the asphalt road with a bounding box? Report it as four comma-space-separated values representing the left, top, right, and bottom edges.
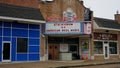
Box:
72, 64, 120, 68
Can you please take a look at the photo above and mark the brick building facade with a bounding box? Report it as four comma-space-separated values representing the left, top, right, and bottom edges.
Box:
93, 13, 120, 60
39, 0, 93, 61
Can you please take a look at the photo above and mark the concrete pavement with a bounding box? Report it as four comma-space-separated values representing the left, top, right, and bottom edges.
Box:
0, 59, 120, 68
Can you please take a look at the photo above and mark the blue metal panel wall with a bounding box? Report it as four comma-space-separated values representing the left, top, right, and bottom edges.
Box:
29, 54, 40, 61
29, 39, 40, 45
12, 29, 28, 37
11, 38, 16, 61
3, 37, 11, 41
3, 22, 11, 27
0, 21, 40, 62
28, 24, 40, 61
17, 54, 27, 61
29, 46, 40, 52
29, 24, 40, 29
0, 27, 2, 37
12, 23, 28, 29
0, 22, 2, 61
3, 28, 11, 36
81, 23, 84, 33
29, 30, 40, 38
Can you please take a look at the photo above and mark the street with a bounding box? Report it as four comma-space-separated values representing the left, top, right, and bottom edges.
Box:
72, 64, 120, 68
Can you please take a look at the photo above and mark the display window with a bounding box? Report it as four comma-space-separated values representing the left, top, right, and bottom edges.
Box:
94, 41, 103, 54
109, 42, 117, 54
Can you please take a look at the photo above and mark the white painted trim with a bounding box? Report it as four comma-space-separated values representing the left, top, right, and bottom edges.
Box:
2, 41, 11, 62
0, 16, 45, 24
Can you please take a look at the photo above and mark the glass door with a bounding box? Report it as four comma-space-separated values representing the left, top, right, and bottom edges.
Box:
103, 42, 109, 59
69, 44, 79, 60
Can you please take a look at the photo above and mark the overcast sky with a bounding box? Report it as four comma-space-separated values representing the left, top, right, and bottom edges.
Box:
83, 0, 120, 20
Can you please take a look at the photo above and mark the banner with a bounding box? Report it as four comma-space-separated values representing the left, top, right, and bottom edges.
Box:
84, 23, 91, 34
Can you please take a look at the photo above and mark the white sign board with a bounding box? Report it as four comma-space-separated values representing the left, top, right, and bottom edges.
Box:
45, 23, 81, 34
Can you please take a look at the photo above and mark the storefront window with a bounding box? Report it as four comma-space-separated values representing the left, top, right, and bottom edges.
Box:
82, 42, 89, 50
81, 41, 89, 55
17, 38, 28, 53
109, 42, 117, 54
94, 41, 103, 54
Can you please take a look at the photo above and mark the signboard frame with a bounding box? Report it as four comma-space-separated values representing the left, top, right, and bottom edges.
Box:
42, 22, 91, 35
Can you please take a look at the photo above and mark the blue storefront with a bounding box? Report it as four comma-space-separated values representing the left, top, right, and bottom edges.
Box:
0, 3, 44, 62
0, 21, 40, 62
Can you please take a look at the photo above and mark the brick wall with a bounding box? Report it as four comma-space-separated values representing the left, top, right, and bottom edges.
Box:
0, 0, 39, 8
39, 0, 86, 21
115, 14, 120, 24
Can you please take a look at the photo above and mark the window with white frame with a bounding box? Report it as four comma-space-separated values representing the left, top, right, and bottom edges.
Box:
109, 42, 117, 54
94, 41, 103, 54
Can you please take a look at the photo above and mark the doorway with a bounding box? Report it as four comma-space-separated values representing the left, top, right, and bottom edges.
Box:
2, 42, 11, 62
69, 44, 79, 60
104, 42, 109, 59
48, 44, 59, 60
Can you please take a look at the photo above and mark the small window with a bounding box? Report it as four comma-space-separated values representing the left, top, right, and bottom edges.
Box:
17, 38, 28, 53
109, 42, 117, 54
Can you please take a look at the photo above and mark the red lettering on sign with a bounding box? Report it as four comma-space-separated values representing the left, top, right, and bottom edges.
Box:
47, 30, 60, 32
47, 15, 61, 22
71, 29, 79, 32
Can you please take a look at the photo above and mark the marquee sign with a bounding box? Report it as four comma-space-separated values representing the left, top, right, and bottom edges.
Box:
42, 22, 91, 34
43, 23, 82, 34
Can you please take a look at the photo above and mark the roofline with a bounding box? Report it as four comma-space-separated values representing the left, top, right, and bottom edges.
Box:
94, 17, 115, 21
95, 27, 120, 31
0, 16, 45, 24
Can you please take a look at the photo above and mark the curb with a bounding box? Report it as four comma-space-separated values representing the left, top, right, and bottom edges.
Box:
50, 61, 120, 68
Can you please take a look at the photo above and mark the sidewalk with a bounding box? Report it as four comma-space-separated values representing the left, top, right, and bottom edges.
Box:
0, 59, 120, 68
